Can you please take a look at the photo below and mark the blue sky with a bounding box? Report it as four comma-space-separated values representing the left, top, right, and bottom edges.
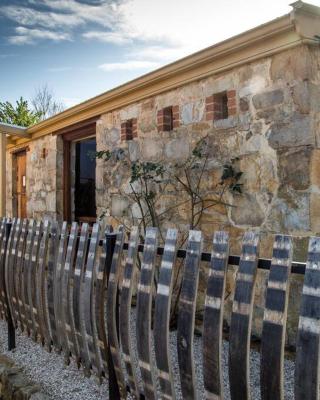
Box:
1, 0, 320, 110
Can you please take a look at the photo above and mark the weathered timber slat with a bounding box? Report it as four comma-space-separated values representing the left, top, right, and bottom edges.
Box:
295, 236, 320, 400
14, 219, 28, 331
94, 226, 113, 376
28, 220, 43, 340
54, 222, 68, 352
83, 223, 102, 376
20, 219, 35, 335
73, 223, 90, 375
154, 228, 178, 400
229, 231, 259, 400
203, 231, 229, 400
61, 222, 78, 363
261, 235, 293, 400
177, 230, 203, 400
36, 220, 51, 349
0, 218, 6, 319
106, 226, 127, 398
90, 224, 106, 380
7, 219, 21, 329
119, 226, 140, 398
47, 222, 60, 349
136, 227, 159, 400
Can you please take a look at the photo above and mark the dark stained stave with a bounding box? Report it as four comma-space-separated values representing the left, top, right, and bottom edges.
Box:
7, 219, 21, 329
47, 222, 60, 349
136, 227, 159, 400
83, 223, 102, 376
261, 235, 293, 400
14, 219, 28, 331
295, 236, 320, 400
119, 226, 140, 398
229, 231, 260, 400
61, 222, 78, 363
94, 225, 113, 376
0, 218, 7, 319
36, 219, 51, 349
28, 220, 43, 340
154, 228, 178, 400
73, 223, 90, 375
54, 221, 68, 353
177, 230, 203, 400
203, 231, 229, 400
20, 219, 35, 335
106, 226, 126, 398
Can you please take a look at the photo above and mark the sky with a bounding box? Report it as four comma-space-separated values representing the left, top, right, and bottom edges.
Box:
1, 0, 320, 110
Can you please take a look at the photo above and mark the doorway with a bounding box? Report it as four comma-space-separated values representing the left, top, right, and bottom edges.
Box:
14, 151, 27, 218
61, 119, 97, 223
74, 137, 96, 223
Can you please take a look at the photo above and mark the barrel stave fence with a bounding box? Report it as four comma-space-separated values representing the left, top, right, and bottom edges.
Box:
0, 216, 319, 400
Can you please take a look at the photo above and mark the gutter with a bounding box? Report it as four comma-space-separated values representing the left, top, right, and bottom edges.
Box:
0, 122, 28, 138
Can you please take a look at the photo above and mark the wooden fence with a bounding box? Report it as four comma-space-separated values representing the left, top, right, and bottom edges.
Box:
0, 217, 319, 400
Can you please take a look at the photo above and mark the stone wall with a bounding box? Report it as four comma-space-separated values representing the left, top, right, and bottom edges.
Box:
6, 135, 63, 222
0, 355, 48, 400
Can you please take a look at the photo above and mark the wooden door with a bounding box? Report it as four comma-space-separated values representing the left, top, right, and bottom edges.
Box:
16, 151, 27, 218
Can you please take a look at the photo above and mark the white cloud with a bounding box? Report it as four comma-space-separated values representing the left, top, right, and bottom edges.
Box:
9, 27, 72, 45
1, 5, 82, 29
83, 30, 132, 45
98, 60, 159, 71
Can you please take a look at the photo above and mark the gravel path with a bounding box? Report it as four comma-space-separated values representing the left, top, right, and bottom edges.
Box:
0, 318, 295, 399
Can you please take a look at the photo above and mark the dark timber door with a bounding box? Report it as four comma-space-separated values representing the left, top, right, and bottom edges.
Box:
74, 137, 96, 223
16, 151, 27, 218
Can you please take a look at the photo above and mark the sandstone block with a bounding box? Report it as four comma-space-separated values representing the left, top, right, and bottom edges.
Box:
268, 114, 313, 149
252, 89, 284, 110
231, 193, 265, 227
278, 146, 311, 190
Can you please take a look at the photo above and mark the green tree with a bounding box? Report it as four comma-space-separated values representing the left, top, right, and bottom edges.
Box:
0, 97, 42, 127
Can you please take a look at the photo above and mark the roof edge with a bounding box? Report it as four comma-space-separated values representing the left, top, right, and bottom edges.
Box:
9, 1, 320, 144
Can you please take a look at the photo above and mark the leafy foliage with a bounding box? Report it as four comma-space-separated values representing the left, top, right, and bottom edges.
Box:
0, 97, 42, 127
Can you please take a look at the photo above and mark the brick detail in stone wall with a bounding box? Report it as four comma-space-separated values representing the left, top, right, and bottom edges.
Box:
206, 90, 237, 121
157, 105, 180, 132
121, 118, 137, 141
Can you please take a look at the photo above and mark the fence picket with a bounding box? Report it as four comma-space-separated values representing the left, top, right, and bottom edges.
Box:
0, 218, 7, 319
61, 222, 78, 363
295, 236, 320, 400
229, 231, 259, 400
83, 223, 102, 376
177, 230, 203, 400
36, 219, 51, 349
22, 219, 36, 336
73, 223, 90, 374
203, 231, 229, 400
136, 227, 159, 400
7, 219, 21, 329
154, 228, 178, 400
47, 221, 60, 349
119, 226, 140, 398
94, 226, 113, 376
54, 222, 68, 353
261, 235, 293, 400
14, 219, 28, 331
28, 220, 42, 340
106, 226, 126, 398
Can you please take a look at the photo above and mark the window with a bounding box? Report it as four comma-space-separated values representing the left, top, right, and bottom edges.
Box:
157, 105, 180, 132
121, 118, 137, 141
206, 90, 237, 122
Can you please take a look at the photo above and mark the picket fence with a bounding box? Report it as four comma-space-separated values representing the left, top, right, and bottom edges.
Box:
0, 217, 318, 400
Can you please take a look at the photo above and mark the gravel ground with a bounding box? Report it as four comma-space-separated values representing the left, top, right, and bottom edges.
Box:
0, 317, 295, 400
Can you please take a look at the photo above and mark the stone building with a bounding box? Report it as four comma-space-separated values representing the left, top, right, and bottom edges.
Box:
1, 0, 320, 344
